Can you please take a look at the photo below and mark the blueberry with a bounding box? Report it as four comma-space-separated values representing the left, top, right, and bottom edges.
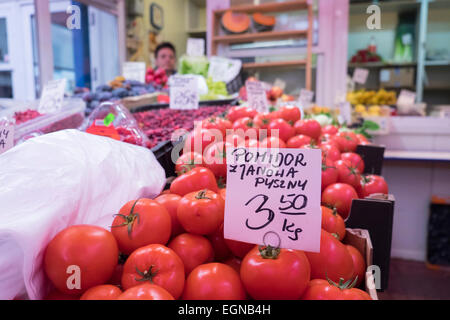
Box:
112, 88, 129, 98
98, 92, 113, 102
96, 85, 113, 92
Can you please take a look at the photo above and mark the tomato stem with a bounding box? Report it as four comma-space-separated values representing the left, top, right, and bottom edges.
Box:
134, 265, 158, 283
195, 189, 211, 200
258, 245, 281, 259
111, 199, 141, 238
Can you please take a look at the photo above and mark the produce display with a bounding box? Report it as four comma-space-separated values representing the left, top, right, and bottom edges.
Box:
39, 103, 388, 301
350, 49, 382, 64
13, 109, 42, 125
347, 89, 397, 107
133, 105, 231, 149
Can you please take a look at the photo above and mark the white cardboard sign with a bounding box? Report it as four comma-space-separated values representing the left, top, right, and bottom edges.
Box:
38, 79, 67, 114
169, 75, 199, 110
0, 122, 14, 154
224, 147, 322, 252
246, 81, 270, 113
187, 38, 205, 57
122, 62, 146, 83
353, 68, 369, 85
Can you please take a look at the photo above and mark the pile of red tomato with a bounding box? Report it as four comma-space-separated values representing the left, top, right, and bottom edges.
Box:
41, 105, 389, 300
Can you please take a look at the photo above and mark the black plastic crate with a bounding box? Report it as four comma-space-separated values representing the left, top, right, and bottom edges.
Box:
427, 201, 450, 267
356, 144, 385, 175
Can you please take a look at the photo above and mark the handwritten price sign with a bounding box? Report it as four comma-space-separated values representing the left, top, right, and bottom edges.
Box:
38, 79, 67, 114
246, 81, 269, 113
0, 123, 14, 155
224, 148, 322, 252
170, 75, 199, 110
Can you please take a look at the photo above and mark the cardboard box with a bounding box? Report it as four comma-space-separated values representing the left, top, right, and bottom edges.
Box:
344, 228, 378, 300
379, 67, 415, 89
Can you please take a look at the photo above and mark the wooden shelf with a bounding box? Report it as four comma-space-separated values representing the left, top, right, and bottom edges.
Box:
213, 0, 308, 15
349, 62, 417, 68
243, 60, 307, 69
213, 30, 307, 44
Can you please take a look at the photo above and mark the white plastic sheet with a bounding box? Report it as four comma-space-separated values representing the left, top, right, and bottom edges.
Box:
0, 129, 167, 300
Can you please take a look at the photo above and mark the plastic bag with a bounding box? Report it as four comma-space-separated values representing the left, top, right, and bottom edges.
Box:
80, 101, 151, 149
0, 129, 166, 300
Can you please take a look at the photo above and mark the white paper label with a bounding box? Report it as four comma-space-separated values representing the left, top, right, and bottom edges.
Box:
299, 89, 314, 108
38, 79, 67, 114
397, 89, 416, 107
187, 38, 205, 57
380, 69, 391, 82
246, 81, 270, 113
170, 75, 199, 110
208, 57, 230, 82
0, 122, 14, 154
123, 62, 146, 83
339, 101, 352, 125
353, 68, 369, 84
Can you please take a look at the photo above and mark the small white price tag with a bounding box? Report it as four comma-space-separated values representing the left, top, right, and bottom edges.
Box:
122, 62, 146, 83
353, 68, 369, 85
38, 79, 67, 114
397, 89, 416, 107
170, 75, 199, 110
0, 121, 14, 154
187, 38, 205, 57
339, 101, 352, 125
380, 69, 391, 82
208, 57, 230, 82
246, 81, 270, 113
273, 78, 287, 91
299, 89, 314, 108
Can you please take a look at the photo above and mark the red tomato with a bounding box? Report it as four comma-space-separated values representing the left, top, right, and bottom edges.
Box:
341, 152, 365, 173
268, 118, 296, 142
117, 284, 174, 300
182, 263, 246, 300
111, 199, 171, 255
279, 105, 301, 123
321, 183, 359, 220
219, 188, 226, 201
206, 223, 232, 262
175, 152, 204, 176
170, 167, 219, 196
335, 159, 362, 189
121, 244, 185, 299
168, 233, 214, 276
183, 128, 220, 156
44, 289, 81, 300
80, 285, 122, 300
322, 125, 339, 135
253, 112, 273, 129
322, 157, 338, 191
301, 279, 371, 300
232, 117, 260, 140
225, 239, 255, 259
199, 117, 227, 138
356, 133, 369, 144
294, 119, 322, 140
227, 106, 256, 123
320, 143, 341, 162
260, 136, 287, 149
305, 230, 354, 283
108, 262, 124, 287
346, 245, 366, 288
287, 134, 312, 149
240, 246, 311, 300
225, 133, 245, 148
359, 174, 389, 198
238, 138, 259, 149
177, 190, 224, 235
224, 257, 242, 274
44, 225, 118, 295
321, 206, 346, 241
202, 141, 232, 181
154, 194, 185, 238
333, 131, 359, 152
